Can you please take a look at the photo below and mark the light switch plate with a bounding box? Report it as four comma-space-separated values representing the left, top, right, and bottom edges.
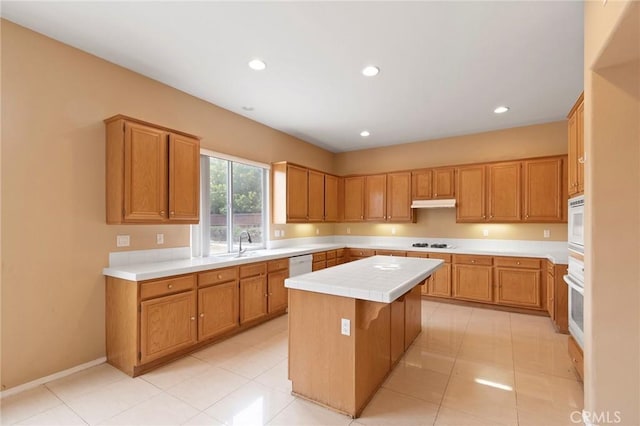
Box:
543, 229, 550, 238
483, 229, 489, 237
341, 318, 351, 336
156, 233, 164, 245
116, 235, 130, 247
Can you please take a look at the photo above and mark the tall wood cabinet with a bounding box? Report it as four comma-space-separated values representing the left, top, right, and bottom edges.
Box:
386, 172, 413, 222
307, 169, 325, 222
456, 165, 486, 222
364, 174, 387, 221
522, 157, 566, 222
343, 176, 365, 221
105, 115, 200, 224
324, 174, 340, 222
568, 93, 585, 197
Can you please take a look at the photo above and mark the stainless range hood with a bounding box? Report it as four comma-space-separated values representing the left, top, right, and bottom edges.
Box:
410, 199, 456, 208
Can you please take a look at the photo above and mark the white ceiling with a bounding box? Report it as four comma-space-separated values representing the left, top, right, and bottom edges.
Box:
1, 1, 584, 153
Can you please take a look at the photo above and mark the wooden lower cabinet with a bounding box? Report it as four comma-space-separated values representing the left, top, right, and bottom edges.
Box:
198, 282, 239, 340
240, 274, 268, 324
568, 335, 584, 381
267, 269, 288, 313
404, 284, 422, 350
453, 262, 493, 303
547, 262, 569, 333
429, 264, 452, 297
390, 298, 405, 365
494, 268, 541, 308
140, 291, 197, 364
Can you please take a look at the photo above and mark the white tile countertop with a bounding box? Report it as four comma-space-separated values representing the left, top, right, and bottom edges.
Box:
102, 237, 568, 281
285, 255, 443, 303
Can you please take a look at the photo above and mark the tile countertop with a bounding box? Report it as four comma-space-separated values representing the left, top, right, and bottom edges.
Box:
285, 256, 443, 303
103, 242, 568, 282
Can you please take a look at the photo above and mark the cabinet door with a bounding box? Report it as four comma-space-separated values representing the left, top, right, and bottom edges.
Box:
453, 265, 493, 302
324, 174, 339, 222
240, 275, 267, 324
429, 264, 451, 298
495, 268, 541, 308
169, 134, 200, 223
387, 172, 413, 222
433, 168, 455, 199
404, 285, 422, 350
308, 170, 325, 222
268, 270, 288, 313
456, 165, 486, 222
567, 112, 579, 196
364, 174, 387, 221
286, 164, 309, 222
546, 271, 555, 319
343, 176, 365, 221
576, 102, 585, 194
523, 158, 564, 222
487, 161, 521, 222
412, 170, 432, 200
140, 291, 197, 364
123, 122, 168, 223
198, 282, 239, 341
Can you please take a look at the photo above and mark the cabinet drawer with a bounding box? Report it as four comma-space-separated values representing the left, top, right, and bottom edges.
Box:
240, 262, 267, 278
375, 250, 407, 257
349, 248, 375, 258
407, 251, 428, 258
326, 259, 337, 268
428, 253, 452, 263
199, 267, 238, 287
267, 258, 289, 273
141, 275, 195, 300
568, 335, 584, 381
326, 250, 337, 260
453, 254, 492, 266
336, 248, 345, 258
313, 252, 327, 262
494, 257, 541, 269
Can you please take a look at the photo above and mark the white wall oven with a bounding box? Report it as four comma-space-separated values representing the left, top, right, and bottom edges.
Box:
568, 195, 585, 253
564, 255, 585, 348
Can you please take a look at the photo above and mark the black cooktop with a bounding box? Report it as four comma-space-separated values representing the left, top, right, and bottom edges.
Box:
412, 243, 449, 248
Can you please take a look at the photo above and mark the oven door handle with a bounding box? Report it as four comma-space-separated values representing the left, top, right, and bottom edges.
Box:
563, 275, 584, 294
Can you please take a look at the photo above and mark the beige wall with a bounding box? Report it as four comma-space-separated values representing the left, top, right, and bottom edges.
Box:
331, 121, 569, 241
584, 1, 640, 424
0, 20, 334, 390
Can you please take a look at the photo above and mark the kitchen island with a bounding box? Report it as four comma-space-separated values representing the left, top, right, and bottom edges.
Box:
285, 255, 443, 418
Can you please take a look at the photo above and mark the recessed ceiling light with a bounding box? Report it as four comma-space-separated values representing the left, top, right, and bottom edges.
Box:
362, 66, 380, 77
360, 130, 370, 137
248, 59, 266, 71
242, 106, 254, 111
494, 106, 510, 114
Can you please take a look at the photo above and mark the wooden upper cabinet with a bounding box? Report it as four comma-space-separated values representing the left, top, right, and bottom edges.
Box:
567, 93, 584, 197
105, 115, 200, 224
285, 164, 309, 222
343, 176, 365, 221
364, 174, 387, 221
307, 169, 325, 222
523, 157, 566, 222
324, 174, 340, 222
169, 134, 200, 222
487, 161, 521, 222
456, 165, 486, 222
411, 167, 455, 200
433, 168, 456, 198
386, 172, 413, 222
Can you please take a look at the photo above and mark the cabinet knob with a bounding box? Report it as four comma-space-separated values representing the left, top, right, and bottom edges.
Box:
160, 210, 165, 215
168, 284, 173, 289
264, 294, 268, 297
361, 215, 364, 219
471, 260, 476, 263
170, 211, 175, 215
526, 215, 529, 218
200, 313, 204, 318
517, 261, 521, 265
217, 274, 222, 279
190, 317, 195, 321
434, 193, 438, 197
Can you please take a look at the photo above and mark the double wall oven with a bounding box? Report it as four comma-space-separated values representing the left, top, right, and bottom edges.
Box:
565, 195, 585, 349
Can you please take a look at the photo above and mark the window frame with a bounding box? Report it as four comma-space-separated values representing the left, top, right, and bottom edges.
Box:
192, 149, 269, 257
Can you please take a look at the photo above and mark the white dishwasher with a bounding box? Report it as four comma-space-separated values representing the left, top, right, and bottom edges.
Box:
289, 254, 313, 277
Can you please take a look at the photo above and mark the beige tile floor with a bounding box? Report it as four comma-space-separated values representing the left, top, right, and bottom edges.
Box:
1, 301, 584, 425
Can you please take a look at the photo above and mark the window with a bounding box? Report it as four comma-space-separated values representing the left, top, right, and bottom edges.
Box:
196, 152, 268, 256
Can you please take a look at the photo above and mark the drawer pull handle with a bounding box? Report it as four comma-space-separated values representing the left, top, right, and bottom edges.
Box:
168, 284, 173, 289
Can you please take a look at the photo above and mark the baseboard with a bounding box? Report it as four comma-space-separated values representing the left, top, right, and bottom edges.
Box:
1, 357, 107, 399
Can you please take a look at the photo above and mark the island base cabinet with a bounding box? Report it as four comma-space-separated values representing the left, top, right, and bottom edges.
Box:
288, 285, 422, 418
140, 291, 197, 365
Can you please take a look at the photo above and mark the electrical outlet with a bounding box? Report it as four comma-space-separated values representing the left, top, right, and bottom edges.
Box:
346, 227, 351, 234
281, 229, 285, 237
116, 235, 130, 247
544, 229, 550, 238
341, 318, 351, 336
483, 229, 489, 237
316, 228, 320, 235
391, 226, 396, 235
156, 233, 164, 245
274, 230, 281, 238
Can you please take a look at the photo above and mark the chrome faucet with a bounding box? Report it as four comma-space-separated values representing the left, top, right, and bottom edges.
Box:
238, 230, 252, 255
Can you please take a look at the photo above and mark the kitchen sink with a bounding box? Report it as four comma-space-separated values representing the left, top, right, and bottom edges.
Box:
214, 251, 264, 259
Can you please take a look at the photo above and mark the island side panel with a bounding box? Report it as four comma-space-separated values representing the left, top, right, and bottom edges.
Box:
288, 289, 356, 415
355, 300, 392, 415
105, 277, 139, 376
